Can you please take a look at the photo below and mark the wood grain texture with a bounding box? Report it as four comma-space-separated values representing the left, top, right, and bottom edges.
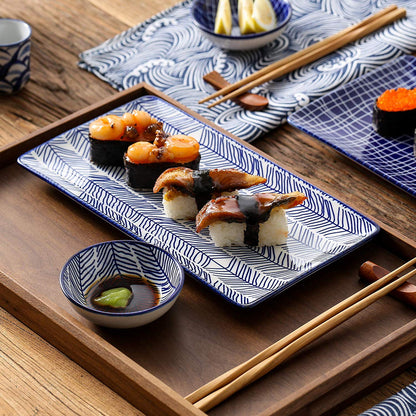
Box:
0, 270, 204, 416
1, 0, 416, 414
0, 307, 144, 416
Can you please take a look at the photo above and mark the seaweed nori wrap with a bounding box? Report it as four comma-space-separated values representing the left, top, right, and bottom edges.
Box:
88, 112, 163, 166
90, 137, 136, 166
373, 101, 416, 137
124, 155, 201, 190
372, 88, 416, 137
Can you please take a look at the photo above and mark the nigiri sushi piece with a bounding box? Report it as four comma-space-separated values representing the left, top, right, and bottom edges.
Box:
124, 131, 200, 190
89, 110, 163, 166
196, 192, 306, 247
153, 167, 267, 220
373, 88, 416, 137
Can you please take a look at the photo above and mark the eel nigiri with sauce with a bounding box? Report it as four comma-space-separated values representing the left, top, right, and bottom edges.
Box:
195, 192, 307, 247
89, 110, 163, 165
153, 167, 267, 220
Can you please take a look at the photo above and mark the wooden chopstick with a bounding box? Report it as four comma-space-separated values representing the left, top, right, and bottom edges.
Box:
200, 4, 398, 105
207, 6, 406, 108
200, 5, 406, 108
186, 257, 416, 411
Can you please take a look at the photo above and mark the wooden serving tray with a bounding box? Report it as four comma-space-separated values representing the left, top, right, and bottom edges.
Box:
1, 83, 416, 416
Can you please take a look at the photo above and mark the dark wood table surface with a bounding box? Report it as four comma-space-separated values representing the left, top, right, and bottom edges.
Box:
1, 0, 416, 414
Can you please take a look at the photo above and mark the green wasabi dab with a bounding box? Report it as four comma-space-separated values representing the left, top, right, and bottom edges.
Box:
93, 287, 133, 309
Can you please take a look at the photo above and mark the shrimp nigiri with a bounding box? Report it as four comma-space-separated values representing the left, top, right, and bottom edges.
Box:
124, 132, 200, 190
89, 110, 162, 166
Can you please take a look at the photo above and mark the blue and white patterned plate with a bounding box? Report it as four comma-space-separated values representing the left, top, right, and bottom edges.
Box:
18, 95, 379, 307
288, 55, 416, 197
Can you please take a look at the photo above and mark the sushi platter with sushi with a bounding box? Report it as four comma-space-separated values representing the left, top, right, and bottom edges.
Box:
288, 55, 416, 197
18, 91, 379, 308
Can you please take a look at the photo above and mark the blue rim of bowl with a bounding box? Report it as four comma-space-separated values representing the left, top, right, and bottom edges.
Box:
0, 18, 31, 47
60, 240, 185, 317
191, 0, 292, 41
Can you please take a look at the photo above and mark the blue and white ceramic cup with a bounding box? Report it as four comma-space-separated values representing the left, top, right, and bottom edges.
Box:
0, 19, 31, 94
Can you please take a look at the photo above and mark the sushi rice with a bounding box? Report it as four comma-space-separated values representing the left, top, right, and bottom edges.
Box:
208, 207, 288, 247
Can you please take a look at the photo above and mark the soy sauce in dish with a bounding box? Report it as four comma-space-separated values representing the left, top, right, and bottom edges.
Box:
88, 274, 160, 313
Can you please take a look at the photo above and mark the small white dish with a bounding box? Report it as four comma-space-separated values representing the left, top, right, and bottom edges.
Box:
60, 240, 184, 328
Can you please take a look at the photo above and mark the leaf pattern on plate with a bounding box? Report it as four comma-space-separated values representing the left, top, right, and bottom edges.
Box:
20, 95, 379, 307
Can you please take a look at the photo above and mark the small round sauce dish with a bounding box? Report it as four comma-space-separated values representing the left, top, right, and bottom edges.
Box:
60, 240, 184, 328
191, 0, 291, 50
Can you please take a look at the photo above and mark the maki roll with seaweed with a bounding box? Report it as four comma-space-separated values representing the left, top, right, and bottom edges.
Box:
124, 131, 200, 190
373, 88, 416, 137
196, 192, 306, 247
89, 110, 162, 166
153, 167, 266, 220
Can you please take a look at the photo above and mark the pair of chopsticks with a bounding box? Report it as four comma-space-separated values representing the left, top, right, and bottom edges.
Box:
200, 5, 406, 109
186, 256, 416, 411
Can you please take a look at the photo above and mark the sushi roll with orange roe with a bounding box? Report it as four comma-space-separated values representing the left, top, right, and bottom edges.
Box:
89, 110, 163, 166
124, 131, 200, 189
373, 88, 416, 137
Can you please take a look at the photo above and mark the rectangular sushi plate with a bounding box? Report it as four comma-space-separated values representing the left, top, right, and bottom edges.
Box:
17, 85, 379, 307
288, 55, 416, 197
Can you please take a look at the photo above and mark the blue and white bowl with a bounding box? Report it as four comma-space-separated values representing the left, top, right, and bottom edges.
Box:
191, 0, 291, 50
60, 240, 185, 328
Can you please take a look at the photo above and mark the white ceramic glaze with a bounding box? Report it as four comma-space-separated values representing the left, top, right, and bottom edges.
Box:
0, 18, 31, 94
0, 19, 31, 46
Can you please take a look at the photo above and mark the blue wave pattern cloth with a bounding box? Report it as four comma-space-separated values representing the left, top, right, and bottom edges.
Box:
360, 381, 416, 415
79, 0, 416, 142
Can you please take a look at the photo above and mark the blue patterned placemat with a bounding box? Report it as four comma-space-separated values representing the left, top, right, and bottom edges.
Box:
360, 381, 416, 415
79, 0, 416, 142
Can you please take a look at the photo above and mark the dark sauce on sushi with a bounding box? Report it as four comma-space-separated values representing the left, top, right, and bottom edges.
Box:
88, 274, 160, 313
192, 170, 214, 209
237, 194, 272, 246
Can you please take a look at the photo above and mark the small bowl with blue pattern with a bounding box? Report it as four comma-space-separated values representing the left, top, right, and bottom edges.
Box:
191, 0, 291, 50
60, 240, 185, 328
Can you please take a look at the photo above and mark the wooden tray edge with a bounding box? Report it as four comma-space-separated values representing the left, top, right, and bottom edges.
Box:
3, 82, 416, 415
0, 83, 186, 167
261, 320, 416, 415
0, 269, 205, 416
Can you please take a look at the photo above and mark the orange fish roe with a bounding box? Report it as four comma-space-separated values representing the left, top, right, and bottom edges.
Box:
377, 88, 416, 112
